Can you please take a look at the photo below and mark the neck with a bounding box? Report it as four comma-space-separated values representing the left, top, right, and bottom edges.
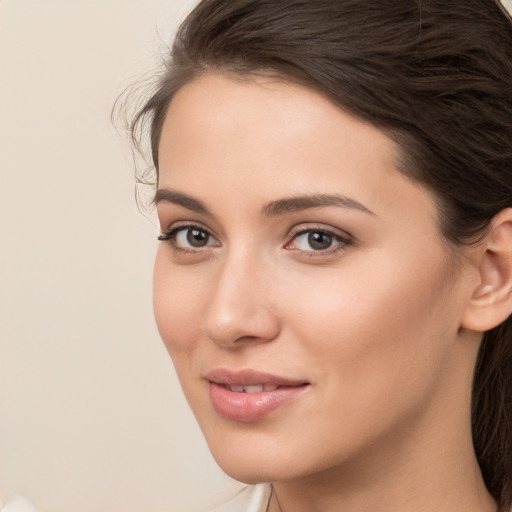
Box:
268, 436, 495, 512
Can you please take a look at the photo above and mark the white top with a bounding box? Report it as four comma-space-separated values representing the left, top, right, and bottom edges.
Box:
0, 495, 37, 512
207, 484, 272, 512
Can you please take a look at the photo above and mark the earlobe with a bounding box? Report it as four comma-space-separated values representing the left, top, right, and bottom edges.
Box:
461, 208, 512, 332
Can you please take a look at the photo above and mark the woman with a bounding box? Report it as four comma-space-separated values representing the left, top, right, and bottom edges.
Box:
127, 0, 512, 510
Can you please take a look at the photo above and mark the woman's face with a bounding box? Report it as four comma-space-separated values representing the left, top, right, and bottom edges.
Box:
154, 74, 475, 483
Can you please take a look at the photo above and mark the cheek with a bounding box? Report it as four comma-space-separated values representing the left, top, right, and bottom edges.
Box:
282, 247, 455, 397
153, 249, 206, 358
263, 251, 458, 467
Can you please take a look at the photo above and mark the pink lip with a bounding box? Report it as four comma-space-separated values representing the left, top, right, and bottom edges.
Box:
206, 369, 310, 422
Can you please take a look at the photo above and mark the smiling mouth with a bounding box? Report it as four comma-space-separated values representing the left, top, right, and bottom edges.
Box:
222, 384, 293, 393
205, 368, 309, 388
206, 370, 310, 422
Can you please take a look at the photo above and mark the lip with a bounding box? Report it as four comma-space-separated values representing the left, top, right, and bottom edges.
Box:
206, 369, 310, 422
206, 368, 308, 387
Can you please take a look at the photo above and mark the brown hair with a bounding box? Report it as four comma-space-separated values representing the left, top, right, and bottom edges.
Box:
126, 0, 512, 508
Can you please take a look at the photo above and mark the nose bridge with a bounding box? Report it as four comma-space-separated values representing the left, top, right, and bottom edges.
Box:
204, 247, 280, 347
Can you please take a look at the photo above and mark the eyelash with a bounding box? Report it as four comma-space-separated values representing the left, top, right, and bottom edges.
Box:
158, 223, 353, 256
286, 226, 353, 256
157, 223, 217, 254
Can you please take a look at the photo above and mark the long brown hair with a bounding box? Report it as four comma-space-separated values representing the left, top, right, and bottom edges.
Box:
125, 1, 512, 508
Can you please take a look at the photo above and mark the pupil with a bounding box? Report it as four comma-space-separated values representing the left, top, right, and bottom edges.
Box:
308, 231, 332, 250
187, 229, 208, 247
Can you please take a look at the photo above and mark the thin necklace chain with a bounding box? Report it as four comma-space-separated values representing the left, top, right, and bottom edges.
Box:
269, 485, 283, 512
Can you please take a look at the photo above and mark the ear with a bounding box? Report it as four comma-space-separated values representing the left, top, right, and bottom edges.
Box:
461, 208, 512, 332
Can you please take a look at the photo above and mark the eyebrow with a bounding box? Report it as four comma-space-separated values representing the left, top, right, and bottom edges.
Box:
153, 189, 375, 217
262, 194, 375, 217
153, 189, 212, 215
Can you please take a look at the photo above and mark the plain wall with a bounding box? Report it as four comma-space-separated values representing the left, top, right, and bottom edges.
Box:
0, 1, 242, 511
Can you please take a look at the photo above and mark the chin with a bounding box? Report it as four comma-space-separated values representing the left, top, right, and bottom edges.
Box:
204, 430, 329, 485
214, 457, 290, 485
203, 433, 282, 482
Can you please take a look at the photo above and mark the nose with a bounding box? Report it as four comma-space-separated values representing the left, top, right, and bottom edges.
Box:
204, 253, 281, 349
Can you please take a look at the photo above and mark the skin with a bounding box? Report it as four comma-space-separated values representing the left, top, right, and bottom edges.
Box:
153, 74, 497, 512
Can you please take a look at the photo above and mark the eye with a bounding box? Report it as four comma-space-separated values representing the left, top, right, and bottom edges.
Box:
177, 227, 211, 248
158, 225, 220, 251
286, 227, 351, 253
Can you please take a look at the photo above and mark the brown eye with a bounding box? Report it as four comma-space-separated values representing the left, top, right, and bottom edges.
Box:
286, 227, 352, 254
186, 228, 210, 247
158, 225, 220, 251
292, 230, 337, 251
307, 231, 333, 250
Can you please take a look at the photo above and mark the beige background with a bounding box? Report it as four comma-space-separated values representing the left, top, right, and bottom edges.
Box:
2, 1, 512, 511
0, 1, 242, 511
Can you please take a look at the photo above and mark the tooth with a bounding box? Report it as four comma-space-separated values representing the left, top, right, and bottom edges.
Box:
244, 385, 264, 393
263, 384, 278, 392
230, 386, 245, 392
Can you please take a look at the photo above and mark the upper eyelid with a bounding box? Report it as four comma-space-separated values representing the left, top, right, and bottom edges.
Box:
166, 224, 218, 241
159, 224, 220, 250
287, 223, 354, 241
161, 220, 216, 236
159, 221, 354, 246
286, 228, 351, 249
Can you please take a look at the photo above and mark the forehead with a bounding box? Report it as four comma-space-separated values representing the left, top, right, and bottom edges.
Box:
159, 73, 396, 164
157, 73, 437, 227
